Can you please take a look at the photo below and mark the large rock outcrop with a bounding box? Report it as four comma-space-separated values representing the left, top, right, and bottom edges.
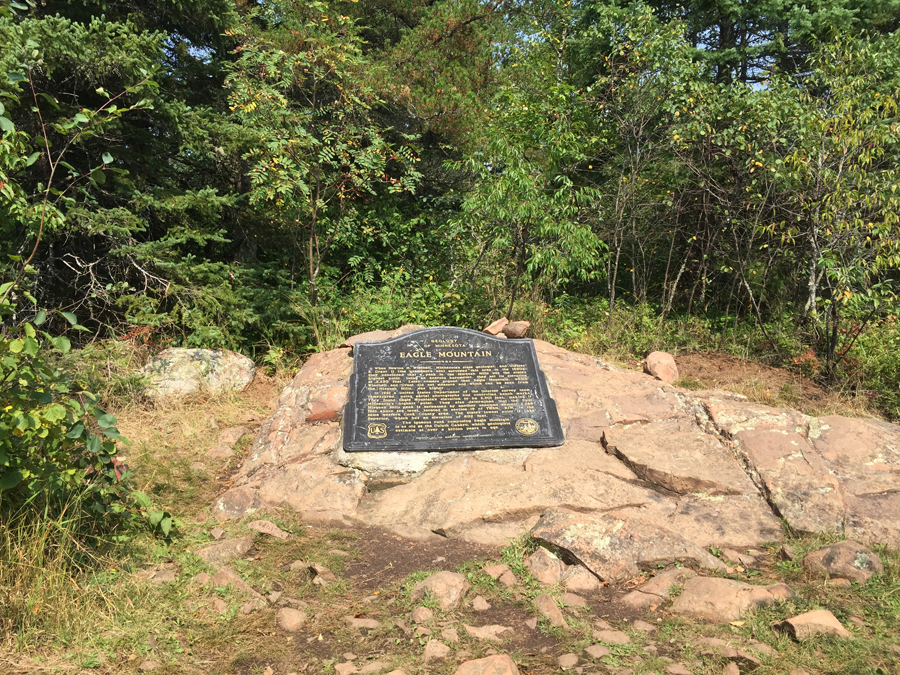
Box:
212, 326, 900, 580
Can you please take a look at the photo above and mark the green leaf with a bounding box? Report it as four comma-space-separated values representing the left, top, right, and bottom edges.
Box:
0, 116, 14, 133
103, 427, 121, 439
132, 491, 152, 509
52, 335, 71, 354
23, 336, 38, 356
67, 421, 85, 438
60, 311, 77, 325
0, 470, 23, 491
102, 152, 113, 164
7, 73, 25, 84
148, 510, 164, 527
10, 2, 28, 10
25, 151, 40, 166
160, 516, 173, 537
43, 404, 67, 423
34, 310, 46, 325
96, 413, 116, 428
8, 338, 23, 353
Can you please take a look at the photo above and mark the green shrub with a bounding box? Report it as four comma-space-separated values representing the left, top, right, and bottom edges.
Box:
0, 294, 132, 519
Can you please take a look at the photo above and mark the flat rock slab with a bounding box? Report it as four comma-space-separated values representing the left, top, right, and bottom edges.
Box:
248, 520, 290, 539
603, 418, 756, 496
621, 567, 697, 609
463, 624, 512, 641
531, 508, 725, 582
670, 576, 796, 622
195, 537, 253, 567
211, 325, 900, 576
453, 654, 520, 675
802, 540, 883, 584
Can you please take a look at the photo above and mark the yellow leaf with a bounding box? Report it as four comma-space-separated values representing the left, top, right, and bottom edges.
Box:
730, 620, 746, 627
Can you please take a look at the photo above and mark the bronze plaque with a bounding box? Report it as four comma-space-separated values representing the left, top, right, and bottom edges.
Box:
343, 327, 564, 451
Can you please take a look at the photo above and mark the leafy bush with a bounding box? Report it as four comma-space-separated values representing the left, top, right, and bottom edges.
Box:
0, 294, 131, 518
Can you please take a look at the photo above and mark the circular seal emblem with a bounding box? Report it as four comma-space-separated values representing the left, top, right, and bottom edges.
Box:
515, 418, 539, 436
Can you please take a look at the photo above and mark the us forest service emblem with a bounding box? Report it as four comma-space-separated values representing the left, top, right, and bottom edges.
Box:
367, 423, 387, 439
515, 418, 539, 436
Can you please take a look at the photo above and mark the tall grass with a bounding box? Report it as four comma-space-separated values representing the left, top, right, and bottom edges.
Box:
0, 494, 119, 648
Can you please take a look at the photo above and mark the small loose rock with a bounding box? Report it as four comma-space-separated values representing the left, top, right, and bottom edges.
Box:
453, 654, 520, 675
410, 571, 470, 611
344, 616, 380, 629
533, 593, 566, 628
247, 519, 290, 540
593, 630, 630, 645
525, 547, 563, 585
584, 645, 611, 659
411, 606, 434, 624
558, 654, 578, 670
775, 609, 852, 640
195, 537, 253, 567
463, 624, 511, 641
423, 639, 452, 663
276, 607, 307, 632
473, 595, 491, 611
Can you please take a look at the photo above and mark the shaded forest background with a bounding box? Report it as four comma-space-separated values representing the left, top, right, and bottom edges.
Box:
2, 0, 900, 416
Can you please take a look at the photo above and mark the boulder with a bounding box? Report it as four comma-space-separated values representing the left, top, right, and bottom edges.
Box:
340, 325, 425, 350
644, 351, 678, 383
670, 577, 796, 622
802, 540, 883, 584
484, 318, 509, 335
775, 609, 852, 640
453, 654, 520, 675
142, 348, 255, 399
502, 321, 530, 339
410, 571, 470, 611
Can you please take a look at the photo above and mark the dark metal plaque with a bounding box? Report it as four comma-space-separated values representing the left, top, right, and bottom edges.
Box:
343, 327, 564, 452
